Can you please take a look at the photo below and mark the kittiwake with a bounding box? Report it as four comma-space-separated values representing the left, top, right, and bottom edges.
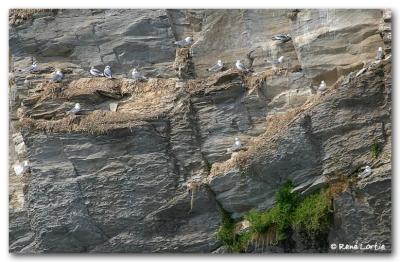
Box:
104, 65, 113, 79
30, 61, 38, 72
376, 47, 385, 60
13, 160, 30, 176
236, 60, 253, 73
272, 34, 291, 43
271, 56, 284, 65
318, 80, 327, 91
359, 165, 372, 178
90, 66, 104, 77
174, 36, 193, 48
227, 137, 243, 153
132, 68, 147, 81
51, 70, 64, 82
207, 60, 224, 72
68, 103, 81, 114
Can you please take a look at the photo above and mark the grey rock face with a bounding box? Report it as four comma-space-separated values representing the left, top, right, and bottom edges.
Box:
16, 125, 220, 253
208, 59, 392, 251
10, 9, 177, 78
9, 9, 391, 253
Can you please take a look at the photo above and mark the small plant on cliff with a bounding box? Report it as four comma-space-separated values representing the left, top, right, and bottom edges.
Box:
245, 206, 285, 246
291, 190, 332, 240
245, 181, 300, 246
275, 181, 300, 213
217, 182, 333, 252
217, 209, 235, 247
371, 142, 381, 158
217, 208, 250, 252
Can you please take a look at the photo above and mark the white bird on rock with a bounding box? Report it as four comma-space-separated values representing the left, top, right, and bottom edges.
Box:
318, 80, 327, 91
51, 70, 64, 82
227, 137, 243, 153
30, 61, 38, 72
132, 68, 147, 81
359, 165, 372, 178
68, 103, 81, 114
271, 56, 284, 65
104, 65, 113, 79
236, 60, 253, 73
90, 66, 104, 77
376, 47, 385, 60
13, 160, 30, 176
174, 36, 193, 48
272, 34, 292, 43
233, 137, 242, 151
207, 60, 224, 72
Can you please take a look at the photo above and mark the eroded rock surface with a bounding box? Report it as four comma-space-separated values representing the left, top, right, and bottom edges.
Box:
9, 9, 391, 253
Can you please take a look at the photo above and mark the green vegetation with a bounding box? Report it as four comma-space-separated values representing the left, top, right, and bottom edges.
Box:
217, 208, 250, 252
275, 181, 300, 213
245, 181, 300, 244
216, 181, 333, 253
291, 190, 331, 239
371, 142, 381, 158
217, 209, 235, 248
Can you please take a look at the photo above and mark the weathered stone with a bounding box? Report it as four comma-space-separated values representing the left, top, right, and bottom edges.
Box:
9, 9, 391, 253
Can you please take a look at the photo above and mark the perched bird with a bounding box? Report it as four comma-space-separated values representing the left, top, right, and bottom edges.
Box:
68, 103, 81, 115
51, 70, 64, 82
233, 137, 242, 151
132, 68, 147, 81
90, 66, 104, 77
227, 137, 243, 153
376, 47, 385, 60
359, 166, 372, 178
207, 60, 224, 72
174, 36, 193, 48
272, 56, 284, 65
30, 61, 38, 72
236, 60, 253, 73
104, 65, 113, 79
318, 80, 327, 91
13, 160, 30, 176
272, 34, 291, 43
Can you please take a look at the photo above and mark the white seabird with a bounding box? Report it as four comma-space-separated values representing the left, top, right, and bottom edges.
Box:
13, 160, 30, 176
132, 68, 147, 81
359, 165, 372, 178
272, 34, 291, 43
233, 137, 242, 151
227, 137, 243, 153
104, 65, 113, 79
30, 61, 38, 72
318, 80, 327, 91
51, 70, 64, 82
90, 66, 104, 77
271, 56, 284, 65
207, 60, 224, 72
68, 103, 81, 114
236, 60, 253, 73
376, 47, 385, 60
174, 36, 193, 48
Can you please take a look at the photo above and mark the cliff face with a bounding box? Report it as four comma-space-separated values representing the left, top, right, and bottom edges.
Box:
9, 9, 391, 253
